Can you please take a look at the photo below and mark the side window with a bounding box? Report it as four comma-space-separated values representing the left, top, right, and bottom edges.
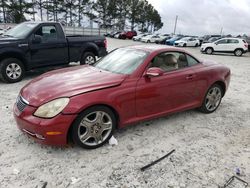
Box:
34, 25, 58, 42
150, 52, 189, 72
216, 39, 228, 44
228, 39, 239, 44
186, 54, 199, 66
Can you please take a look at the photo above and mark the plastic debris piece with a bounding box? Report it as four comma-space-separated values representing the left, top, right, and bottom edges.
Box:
141, 149, 175, 171
109, 136, 118, 146
71, 177, 81, 185
222, 176, 248, 188
13, 168, 20, 175
235, 167, 241, 175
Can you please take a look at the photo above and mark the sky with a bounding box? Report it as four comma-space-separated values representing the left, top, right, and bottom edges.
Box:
147, 0, 250, 36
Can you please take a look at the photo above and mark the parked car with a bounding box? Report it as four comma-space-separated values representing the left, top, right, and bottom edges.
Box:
111, 31, 122, 38
141, 35, 162, 43
14, 45, 231, 149
0, 22, 107, 83
201, 35, 221, 44
200, 38, 248, 56
155, 36, 171, 44
202, 36, 222, 44
117, 31, 137, 39
165, 36, 183, 45
133, 33, 148, 41
174, 37, 200, 47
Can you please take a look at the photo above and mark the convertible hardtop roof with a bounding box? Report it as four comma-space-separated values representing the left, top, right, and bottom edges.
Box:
124, 45, 186, 53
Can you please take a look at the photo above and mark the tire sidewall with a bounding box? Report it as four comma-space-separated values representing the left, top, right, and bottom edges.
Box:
234, 49, 243, 56
206, 47, 213, 54
0, 58, 24, 83
80, 52, 96, 65
71, 106, 116, 149
200, 84, 223, 113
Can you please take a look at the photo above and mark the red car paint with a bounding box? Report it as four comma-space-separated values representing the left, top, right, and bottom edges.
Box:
13, 45, 231, 146
119, 31, 137, 39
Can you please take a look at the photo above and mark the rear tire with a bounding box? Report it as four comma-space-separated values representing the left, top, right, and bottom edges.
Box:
183, 43, 187, 47
234, 49, 243, 57
147, 40, 150, 43
199, 84, 223, 113
195, 43, 198, 47
205, 47, 213, 55
80, 52, 96, 65
71, 106, 116, 149
0, 58, 25, 83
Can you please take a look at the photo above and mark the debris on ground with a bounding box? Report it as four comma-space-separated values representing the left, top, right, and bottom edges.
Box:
221, 176, 248, 188
70, 177, 81, 185
141, 149, 175, 171
235, 167, 241, 176
41, 181, 48, 188
126, 144, 134, 151
109, 136, 118, 146
12, 168, 20, 175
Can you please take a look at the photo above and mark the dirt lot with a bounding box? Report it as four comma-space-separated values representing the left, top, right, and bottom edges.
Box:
0, 38, 250, 188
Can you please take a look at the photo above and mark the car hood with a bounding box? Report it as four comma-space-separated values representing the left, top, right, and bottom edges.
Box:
201, 42, 213, 46
21, 65, 127, 107
0, 36, 21, 46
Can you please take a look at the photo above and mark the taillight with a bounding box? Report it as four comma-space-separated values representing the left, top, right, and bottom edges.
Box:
244, 43, 248, 48
104, 39, 107, 49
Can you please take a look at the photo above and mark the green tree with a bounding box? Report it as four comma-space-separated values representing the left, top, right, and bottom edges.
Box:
8, 0, 34, 23
128, 0, 141, 31
93, 0, 109, 28
0, 0, 8, 23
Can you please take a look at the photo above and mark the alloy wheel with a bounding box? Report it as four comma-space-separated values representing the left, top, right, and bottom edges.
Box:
6, 63, 22, 80
85, 56, 95, 65
235, 49, 242, 56
78, 111, 113, 146
205, 86, 222, 111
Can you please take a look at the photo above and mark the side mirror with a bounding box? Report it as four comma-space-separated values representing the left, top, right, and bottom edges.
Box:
32, 35, 42, 44
145, 67, 164, 77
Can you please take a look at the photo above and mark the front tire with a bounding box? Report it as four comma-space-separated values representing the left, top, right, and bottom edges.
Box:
205, 47, 213, 55
71, 106, 116, 149
199, 84, 223, 113
234, 49, 243, 57
80, 52, 96, 65
183, 43, 187, 47
0, 58, 25, 83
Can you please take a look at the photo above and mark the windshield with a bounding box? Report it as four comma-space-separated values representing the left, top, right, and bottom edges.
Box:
94, 48, 148, 74
4, 22, 38, 38
180, 37, 190, 41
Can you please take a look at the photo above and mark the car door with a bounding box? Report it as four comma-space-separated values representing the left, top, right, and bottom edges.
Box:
227, 39, 240, 51
135, 51, 198, 118
28, 24, 68, 68
214, 39, 229, 52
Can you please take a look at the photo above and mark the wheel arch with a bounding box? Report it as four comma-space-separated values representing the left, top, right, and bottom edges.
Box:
205, 46, 214, 51
80, 43, 99, 58
211, 80, 226, 97
0, 51, 28, 70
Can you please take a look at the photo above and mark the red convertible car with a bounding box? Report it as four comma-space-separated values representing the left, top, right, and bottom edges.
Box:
13, 45, 231, 149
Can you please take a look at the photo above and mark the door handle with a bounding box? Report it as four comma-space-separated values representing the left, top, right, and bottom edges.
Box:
186, 74, 195, 80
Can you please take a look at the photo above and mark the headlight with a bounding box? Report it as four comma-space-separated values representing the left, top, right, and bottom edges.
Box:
34, 98, 69, 118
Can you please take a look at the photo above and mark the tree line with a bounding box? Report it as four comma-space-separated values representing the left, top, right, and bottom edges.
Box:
0, 0, 163, 32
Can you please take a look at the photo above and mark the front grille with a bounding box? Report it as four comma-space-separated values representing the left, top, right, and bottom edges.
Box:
16, 95, 28, 112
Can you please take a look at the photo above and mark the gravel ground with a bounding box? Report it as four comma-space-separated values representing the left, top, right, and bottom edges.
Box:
0, 38, 250, 188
